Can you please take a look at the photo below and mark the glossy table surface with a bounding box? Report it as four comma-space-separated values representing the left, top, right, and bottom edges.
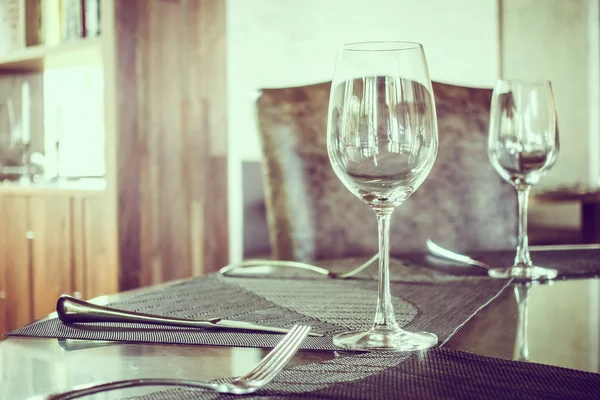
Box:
2, 246, 600, 399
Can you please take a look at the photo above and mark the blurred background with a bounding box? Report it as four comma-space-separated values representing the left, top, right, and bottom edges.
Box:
0, 0, 598, 333
231, 0, 599, 259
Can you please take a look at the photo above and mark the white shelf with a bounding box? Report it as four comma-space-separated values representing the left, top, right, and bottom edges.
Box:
0, 38, 102, 72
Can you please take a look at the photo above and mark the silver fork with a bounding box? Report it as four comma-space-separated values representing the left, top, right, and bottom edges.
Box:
219, 254, 426, 279
35, 324, 311, 400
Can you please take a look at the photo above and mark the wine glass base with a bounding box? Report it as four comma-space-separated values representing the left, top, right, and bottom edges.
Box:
487, 264, 558, 281
332, 327, 438, 352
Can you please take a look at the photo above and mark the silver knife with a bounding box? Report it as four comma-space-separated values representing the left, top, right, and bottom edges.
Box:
57, 295, 323, 337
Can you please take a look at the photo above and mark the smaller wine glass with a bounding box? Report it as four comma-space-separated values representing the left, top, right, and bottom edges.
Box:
487, 80, 559, 280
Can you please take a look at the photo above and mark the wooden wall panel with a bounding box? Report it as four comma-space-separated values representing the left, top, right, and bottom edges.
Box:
184, 0, 229, 274
147, 0, 191, 285
114, 0, 228, 290
113, 0, 143, 291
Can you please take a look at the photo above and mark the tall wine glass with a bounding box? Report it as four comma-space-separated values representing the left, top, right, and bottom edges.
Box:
327, 41, 439, 351
488, 80, 559, 280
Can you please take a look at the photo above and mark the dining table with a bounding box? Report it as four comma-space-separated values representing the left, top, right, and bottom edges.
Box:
1, 244, 600, 399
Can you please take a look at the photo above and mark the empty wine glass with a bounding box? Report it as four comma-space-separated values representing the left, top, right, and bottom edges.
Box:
488, 80, 559, 280
327, 41, 438, 351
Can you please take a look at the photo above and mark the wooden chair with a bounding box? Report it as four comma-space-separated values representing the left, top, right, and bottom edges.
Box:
256, 81, 517, 262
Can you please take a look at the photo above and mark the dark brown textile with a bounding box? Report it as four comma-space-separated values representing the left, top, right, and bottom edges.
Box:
130, 348, 600, 400
256, 81, 517, 261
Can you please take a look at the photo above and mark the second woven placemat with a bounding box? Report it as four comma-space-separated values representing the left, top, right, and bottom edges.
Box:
127, 348, 600, 399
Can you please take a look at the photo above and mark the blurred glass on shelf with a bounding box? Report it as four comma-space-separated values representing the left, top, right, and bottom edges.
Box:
0, 96, 23, 180
0, 82, 44, 183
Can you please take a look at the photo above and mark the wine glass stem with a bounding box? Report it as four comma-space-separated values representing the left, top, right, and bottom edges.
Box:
515, 186, 532, 267
373, 210, 399, 331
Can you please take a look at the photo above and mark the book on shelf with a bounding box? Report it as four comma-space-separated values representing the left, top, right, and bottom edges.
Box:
83, 0, 100, 37
25, 0, 42, 46
61, 0, 101, 42
60, 0, 82, 41
0, 0, 25, 55
42, 0, 61, 46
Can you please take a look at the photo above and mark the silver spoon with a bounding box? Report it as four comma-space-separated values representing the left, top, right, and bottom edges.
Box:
425, 239, 493, 271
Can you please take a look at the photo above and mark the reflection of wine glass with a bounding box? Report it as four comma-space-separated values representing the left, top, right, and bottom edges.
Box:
488, 80, 559, 280
513, 284, 530, 362
327, 41, 438, 351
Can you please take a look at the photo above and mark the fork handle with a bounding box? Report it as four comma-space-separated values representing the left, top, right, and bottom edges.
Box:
44, 378, 225, 400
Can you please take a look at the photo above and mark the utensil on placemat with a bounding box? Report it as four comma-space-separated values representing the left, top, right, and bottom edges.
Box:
219, 255, 378, 279
56, 295, 323, 337
219, 255, 437, 279
426, 239, 492, 271
31, 325, 311, 400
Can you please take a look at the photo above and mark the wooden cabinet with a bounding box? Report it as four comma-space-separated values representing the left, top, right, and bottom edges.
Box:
0, 1, 229, 328
0, 192, 117, 334
1, 196, 32, 333
0, 197, 5, 335
73, 196, 119, 300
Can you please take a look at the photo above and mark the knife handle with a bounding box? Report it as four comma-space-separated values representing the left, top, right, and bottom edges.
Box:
56, 295, 216, 329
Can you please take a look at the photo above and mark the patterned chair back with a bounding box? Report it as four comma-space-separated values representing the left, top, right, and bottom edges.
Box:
256, 81, 517, 261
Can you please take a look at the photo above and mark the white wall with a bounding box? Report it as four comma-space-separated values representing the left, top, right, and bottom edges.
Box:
502, 0, 591, 189
227, 0, 501, 162
502, 0, 597, 229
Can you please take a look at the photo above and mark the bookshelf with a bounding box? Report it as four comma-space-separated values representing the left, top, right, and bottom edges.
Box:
0, 0, 228, 337
0, 0, 115, 335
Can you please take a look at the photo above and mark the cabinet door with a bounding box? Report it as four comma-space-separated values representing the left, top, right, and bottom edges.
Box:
76, 196, 118, 300
1, 196, 32, 332
29, 196, 73, 320
0, 196, 6, 334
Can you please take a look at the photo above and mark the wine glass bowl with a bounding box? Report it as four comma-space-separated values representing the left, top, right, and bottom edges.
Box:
329, 78, 437, 209
327, 41, 439, 351
487, 80, 559, 280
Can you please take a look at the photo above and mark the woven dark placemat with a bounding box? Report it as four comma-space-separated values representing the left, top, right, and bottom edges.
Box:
126, 348, 600, 400
6, 275, 508, 350
228, 248, 600, 283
